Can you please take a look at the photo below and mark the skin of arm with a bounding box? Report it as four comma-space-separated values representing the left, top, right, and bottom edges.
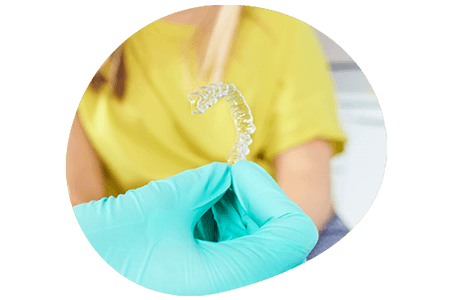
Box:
273, 139, 335, 233
66, 113, 107, 207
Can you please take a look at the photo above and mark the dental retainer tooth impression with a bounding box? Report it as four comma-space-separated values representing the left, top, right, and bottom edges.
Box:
188, 83, 256, 165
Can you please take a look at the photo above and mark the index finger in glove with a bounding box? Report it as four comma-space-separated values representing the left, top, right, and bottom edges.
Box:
231, 160, 312, 228
141, 162, 232, 230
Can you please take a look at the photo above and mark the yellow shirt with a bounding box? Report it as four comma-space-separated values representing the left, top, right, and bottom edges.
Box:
78, 7, 347, 198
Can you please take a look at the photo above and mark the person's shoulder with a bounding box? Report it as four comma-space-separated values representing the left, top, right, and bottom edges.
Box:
246, 5, 307, 26
242, 6, 308, 30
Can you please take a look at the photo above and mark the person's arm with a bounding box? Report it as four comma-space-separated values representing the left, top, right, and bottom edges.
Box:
66, 112, 107, 206
273, 138, 334, 233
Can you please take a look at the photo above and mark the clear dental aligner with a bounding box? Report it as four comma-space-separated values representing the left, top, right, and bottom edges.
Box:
187, 83, 256, 165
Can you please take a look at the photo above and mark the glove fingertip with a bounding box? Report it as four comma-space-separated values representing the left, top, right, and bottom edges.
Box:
231, 160, 277, 188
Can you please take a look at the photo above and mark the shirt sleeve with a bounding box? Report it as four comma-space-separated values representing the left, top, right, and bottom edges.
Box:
265, 19, 347, 161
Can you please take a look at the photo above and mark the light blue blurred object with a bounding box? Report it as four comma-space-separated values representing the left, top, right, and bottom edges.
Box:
73, 161, 318, 295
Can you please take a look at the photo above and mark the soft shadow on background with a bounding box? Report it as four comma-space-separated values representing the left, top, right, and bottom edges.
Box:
316, 29, 386, 229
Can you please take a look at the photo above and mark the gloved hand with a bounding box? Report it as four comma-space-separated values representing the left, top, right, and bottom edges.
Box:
73, 161, 318, 296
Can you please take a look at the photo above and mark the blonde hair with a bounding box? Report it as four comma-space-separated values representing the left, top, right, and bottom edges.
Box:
90, 5, 243, 99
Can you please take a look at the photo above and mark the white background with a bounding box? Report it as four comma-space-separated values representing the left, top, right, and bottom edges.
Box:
314, 30, 387, 229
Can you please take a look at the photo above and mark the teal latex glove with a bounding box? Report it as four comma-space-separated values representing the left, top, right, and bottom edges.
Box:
73, 161, 318, 295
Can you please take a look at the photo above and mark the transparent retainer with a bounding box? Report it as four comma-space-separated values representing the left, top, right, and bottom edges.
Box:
187, 83, 256, 165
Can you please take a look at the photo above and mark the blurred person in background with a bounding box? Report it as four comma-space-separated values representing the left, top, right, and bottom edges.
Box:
67, 5, 348, 260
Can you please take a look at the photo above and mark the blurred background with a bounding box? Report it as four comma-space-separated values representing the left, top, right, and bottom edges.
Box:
315, 29, 386, 229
